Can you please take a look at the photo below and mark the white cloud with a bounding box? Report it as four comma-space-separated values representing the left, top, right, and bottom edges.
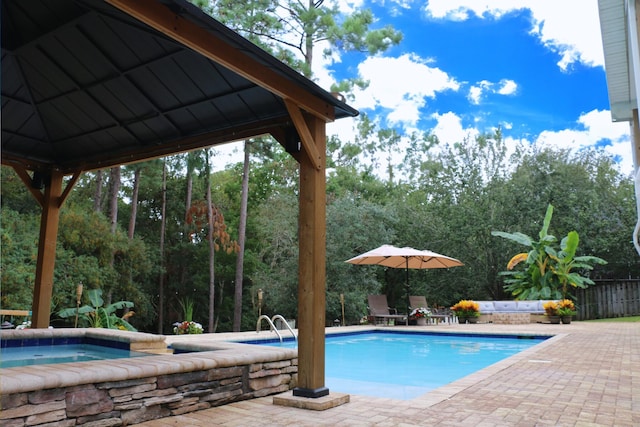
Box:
431, 111, 479, 144
535, 109, 632, 174
468, 80, 491, 105
468, 79, 517, 104
422, 0, 604, 70
498, 79, 518, 95
352, 53, 460, 126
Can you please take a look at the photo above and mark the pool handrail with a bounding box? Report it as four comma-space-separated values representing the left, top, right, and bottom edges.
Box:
271, 314, 297, 342
256, 315, 283, 342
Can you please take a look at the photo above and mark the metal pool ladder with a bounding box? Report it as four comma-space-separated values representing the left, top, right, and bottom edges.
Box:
256, 315, 297, 343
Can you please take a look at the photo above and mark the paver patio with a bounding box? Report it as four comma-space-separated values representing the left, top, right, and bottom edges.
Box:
134, 321, 638, 426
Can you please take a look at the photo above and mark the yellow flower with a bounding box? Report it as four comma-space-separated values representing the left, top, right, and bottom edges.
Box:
543, 301, 558, 315
558, 299, 575, 310
451, 300, 480, 313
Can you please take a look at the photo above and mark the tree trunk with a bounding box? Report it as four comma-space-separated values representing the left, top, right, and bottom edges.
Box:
107, 166, 120, 305
185, 154, 194, 228
158, 161, 167, 334
128, 167, 141, 240
205, 150, 216, 333
94, 169, 103, 213
108, 167, 120, 234
233, 140, 250, 331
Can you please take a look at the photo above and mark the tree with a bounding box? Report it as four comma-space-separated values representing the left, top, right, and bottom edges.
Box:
186, 150, 239, 332
192, 0, 402, 330
158, 161, 167, 333
233, 141, 250, 331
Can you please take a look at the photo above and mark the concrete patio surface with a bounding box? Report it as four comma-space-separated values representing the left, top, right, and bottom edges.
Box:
134, 321, 639, 426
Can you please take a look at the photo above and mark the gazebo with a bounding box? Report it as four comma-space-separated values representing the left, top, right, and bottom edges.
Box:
1, 0, 357, 399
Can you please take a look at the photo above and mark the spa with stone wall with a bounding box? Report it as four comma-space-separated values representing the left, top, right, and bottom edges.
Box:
0, 329, 297, 426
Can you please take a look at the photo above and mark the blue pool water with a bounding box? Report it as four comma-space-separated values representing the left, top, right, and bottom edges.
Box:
0, 343, 149, 368
253, 331, 547, 399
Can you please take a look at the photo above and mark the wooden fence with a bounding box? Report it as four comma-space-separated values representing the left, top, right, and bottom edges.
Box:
575, 279, 640, 320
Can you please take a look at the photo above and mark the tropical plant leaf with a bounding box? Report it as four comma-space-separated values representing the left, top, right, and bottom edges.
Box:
105, 301, 135, 313
87, 288, 104, 308
57, 305, 96, 318
539, 204, 553, 239
561, 231, 579, 262
490, 231, 533, 246
574, 255, 608, 265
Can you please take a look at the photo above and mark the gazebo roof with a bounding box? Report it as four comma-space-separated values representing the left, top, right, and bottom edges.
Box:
1, 0, 357, 174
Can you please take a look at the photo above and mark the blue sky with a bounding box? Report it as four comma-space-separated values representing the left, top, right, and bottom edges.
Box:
217, 0, 632, 177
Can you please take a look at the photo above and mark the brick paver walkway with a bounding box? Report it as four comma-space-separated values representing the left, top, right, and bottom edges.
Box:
133, 322, 639, 426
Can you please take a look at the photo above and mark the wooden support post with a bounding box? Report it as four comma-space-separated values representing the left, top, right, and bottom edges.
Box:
31, 171, 64, 328
293, 115, 328, 398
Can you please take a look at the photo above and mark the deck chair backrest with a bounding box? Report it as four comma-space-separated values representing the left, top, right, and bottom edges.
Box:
368, 295, 394, 315
409, 296, 428, 309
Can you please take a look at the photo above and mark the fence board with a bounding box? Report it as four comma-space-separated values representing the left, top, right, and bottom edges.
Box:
576, 280, 640, 320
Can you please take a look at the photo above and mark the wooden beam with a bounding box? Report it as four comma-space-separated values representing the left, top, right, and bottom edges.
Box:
293, 115, 328, 398
31, 170, 64, 328
284, 99, 322, 170
11, 165, 44, 208
106, 0, 335, 123
2, 117, 290, 175
59, 171, 82, 207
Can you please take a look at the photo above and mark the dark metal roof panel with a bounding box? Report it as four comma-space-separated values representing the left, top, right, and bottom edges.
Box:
2, 0, 358, 172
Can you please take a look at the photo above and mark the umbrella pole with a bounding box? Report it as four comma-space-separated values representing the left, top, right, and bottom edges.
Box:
405, 259, 410, 322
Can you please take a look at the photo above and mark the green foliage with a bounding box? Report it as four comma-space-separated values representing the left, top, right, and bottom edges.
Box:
492, 204, 607, 299
178, 297, 195, 322
0, 208, 39, 309
57, 289, 136, 331
326, 196, 398, 323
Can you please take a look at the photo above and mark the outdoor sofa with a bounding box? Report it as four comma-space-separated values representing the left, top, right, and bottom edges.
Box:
476, 300, 558, 324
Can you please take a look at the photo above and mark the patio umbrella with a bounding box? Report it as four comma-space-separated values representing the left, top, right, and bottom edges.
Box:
345, 244, 464, 314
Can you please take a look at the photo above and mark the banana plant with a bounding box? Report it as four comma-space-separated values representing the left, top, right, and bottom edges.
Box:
492, 204, 606, 300
58, 288, 137, 331
546, 231, 607, 298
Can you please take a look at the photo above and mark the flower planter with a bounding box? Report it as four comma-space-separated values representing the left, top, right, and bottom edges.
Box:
561, 316, 572, 324
548, 315, 561, 324
457, 316, 478, 324
416, 317, 428, 326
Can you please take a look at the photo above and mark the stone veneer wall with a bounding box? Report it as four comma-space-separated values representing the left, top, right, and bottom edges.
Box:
1, 359, 297, 426
0, 329, 298, 426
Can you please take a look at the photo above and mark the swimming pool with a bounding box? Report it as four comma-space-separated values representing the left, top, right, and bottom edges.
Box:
0, 343, 150, 368
252, 331, 548, 399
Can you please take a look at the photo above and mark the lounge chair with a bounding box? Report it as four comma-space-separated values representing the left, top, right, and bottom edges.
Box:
367, 295, 407, 325
409, 295, 429, 310
409, 296, 453, 324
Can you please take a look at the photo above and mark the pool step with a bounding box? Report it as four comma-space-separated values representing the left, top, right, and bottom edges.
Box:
137, 347, 174, 355
131, 340, 173, 355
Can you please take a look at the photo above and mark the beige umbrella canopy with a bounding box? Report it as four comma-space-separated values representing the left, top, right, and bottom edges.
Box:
346, 244, 464, 313
346, 244, 464, 269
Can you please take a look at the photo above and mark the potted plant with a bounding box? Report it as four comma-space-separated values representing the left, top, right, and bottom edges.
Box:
173, 320, 204, 335
557, 299, 576, 324
543, 301, 561, 324
410, 307, 431, 326
451, 300, 480, 324
173, 297, 204, 334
